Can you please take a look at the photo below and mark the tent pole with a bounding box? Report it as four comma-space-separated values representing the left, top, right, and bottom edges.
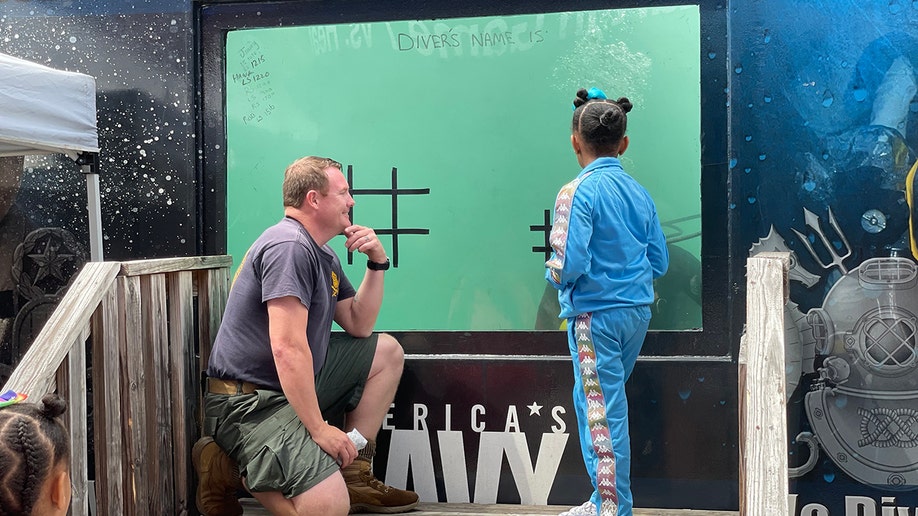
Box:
78, 152, 104, 262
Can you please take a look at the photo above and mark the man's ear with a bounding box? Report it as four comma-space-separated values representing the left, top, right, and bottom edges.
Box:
304, 190, 319, 209
49, 468, 72, 511
618, 135, 630, 156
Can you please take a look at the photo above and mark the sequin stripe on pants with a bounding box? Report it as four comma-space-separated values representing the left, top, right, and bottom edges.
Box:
574, 312, 618, 516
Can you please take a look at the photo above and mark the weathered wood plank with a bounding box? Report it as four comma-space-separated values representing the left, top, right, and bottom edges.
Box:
737, 333, 748, 516
120, 275, 147, 516
142, 274, 172, 515
740, 254, 789, 516
168, 270, 195, 516
52, 331, 90, 516
93, 284, 124, 514
68, 321, 90, 514
69, 326, 90, 516
119, 255, 233, 277
2, 261, 120, 395
195, 267, 229, 376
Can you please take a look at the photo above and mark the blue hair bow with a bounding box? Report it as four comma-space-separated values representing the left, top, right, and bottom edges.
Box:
587, 87, 607, 100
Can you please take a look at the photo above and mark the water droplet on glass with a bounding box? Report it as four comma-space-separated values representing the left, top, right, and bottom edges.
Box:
803, 180, 816, 192
729, 158, 737, 169
708, 52, 716, 59
852, 85, 867, 102
747, 196, 757, 204
764, 94, 772, 103
822, 90, 835, 107
758, 154, 767, 161
745, 135, 752, 142
678, 389, 691, 401
734, 65, 743, 74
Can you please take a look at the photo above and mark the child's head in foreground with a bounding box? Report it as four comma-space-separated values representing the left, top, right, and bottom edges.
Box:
0, 392, 71, 516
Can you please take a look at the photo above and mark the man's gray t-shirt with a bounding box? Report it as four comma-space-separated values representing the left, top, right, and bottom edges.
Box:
207, 217, 356, 391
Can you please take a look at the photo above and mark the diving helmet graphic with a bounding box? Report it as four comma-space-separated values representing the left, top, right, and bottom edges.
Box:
802, 256, 918, 489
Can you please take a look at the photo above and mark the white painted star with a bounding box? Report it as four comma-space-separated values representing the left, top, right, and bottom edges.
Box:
527, 402, 543, 416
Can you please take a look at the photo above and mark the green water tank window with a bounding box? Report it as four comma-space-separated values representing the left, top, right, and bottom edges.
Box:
225, 6, 701, 331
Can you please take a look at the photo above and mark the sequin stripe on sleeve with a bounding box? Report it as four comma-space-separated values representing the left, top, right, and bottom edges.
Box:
545, 171, 593, 284
576, 313, 619, 516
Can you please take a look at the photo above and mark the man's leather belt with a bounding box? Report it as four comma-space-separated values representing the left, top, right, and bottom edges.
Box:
206, 377, 259, 395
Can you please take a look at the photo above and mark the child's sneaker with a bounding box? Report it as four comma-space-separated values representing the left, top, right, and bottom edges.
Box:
558, 501, 597, 516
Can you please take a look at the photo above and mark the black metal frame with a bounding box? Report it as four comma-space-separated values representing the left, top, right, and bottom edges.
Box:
195, 0, 735, 358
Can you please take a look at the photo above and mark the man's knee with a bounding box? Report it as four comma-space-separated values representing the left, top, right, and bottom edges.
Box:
292, 472, 349, 515
376, 332, 405, 367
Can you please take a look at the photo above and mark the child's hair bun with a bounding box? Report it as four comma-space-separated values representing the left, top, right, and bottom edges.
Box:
39, 394, 67, 419
598, 108, 620, 128
615, 97, 633, 114
573, 88, 591, 109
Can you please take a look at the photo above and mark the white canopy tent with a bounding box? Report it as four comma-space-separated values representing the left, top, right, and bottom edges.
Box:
0, 52, 103, 260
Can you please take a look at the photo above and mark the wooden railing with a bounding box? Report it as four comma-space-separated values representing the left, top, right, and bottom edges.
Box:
738, 252, 790, 516
2, 255, 231, 516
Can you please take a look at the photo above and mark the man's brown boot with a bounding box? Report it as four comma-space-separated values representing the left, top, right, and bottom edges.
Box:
342, 440, 419, 514
192, 436, 244, 516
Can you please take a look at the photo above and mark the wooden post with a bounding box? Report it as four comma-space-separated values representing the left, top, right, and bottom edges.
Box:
120, 275, 147, 515
93, 284, 124, 514
142, 273, 173, 515
69, 325, 90, 516
739, 252, 790, 516
168, 270, 195, 516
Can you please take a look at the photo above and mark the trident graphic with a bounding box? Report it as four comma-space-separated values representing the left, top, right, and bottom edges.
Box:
791, 207, 853, 274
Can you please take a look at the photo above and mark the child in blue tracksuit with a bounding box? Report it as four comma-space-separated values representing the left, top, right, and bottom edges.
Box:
546, 88, 669, 516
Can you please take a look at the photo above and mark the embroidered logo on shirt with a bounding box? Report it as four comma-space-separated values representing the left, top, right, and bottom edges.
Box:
231, 247, 252, 288
331, 271, 339, 297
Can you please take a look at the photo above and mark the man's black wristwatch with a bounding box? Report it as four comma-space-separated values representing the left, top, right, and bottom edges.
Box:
367, 258, 390, 271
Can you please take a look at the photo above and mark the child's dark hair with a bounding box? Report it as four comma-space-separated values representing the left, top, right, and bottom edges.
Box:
0, 394, 70, 516
571, 88, 633, 156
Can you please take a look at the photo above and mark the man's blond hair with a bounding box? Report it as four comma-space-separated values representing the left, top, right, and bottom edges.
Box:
282, 156, 343, 207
